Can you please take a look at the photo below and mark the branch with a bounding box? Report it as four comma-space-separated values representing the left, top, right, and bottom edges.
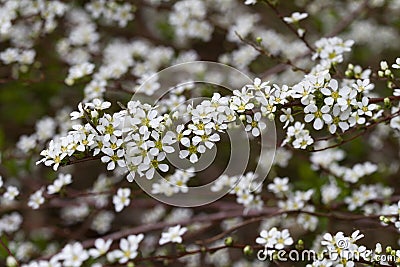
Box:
235, 31, 309, 73
263, 1, 315, 52
0, 238, 20, 267
310, 109, 400, 152
327, 0, 370, 37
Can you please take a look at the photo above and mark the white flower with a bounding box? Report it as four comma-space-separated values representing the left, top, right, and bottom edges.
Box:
256, 228, 278, 247
244, 0, 257, 5
159, 225, 188, 245
0, 48, 20, 64
3, 186, 19, 201
137, 73, 161, 96
286, 121, 305, 137
292, 81, 315, 105
47, 179, 64, 195
292, 131, 314, 149
245, 112, 266, 137
282, 121, 314, 149
247, 78, 269, 90
179, 138, 206, 163
349, 230, 364, 243
111, 234, 144, 264
321, 79, 340, 106
89, 238, 112, 258
268, 177, 289, 195
113, 188, 131, 212
230, 89, 254, 113
192, 128, 220, 149
279, 108, 294, 129
304, 104, 332, 130
328, 105, 350, 134
256, 227, 293, 249
275, 229, 294, 249
139, 152, 169, 179
65, 62, 95, 85
352, 79, 374, 93
283, 12, 308, 24
297, 206, 318, 231
349, 111, 365, 126
236, 190, 254, 205
28, 188, 45, 209
191, 104, 214, 124
337, 86, 357, 111
47, 173, 73, 194
101, 148, 126, 170
321, 180, 341, 205
88, 98, 111, 110
148, 131, 175, 156
17, 135, 37, 152
152, 179, 176, 196
392, 57, 400, 69
58, 242, 89, 267
357, 96, 376, 117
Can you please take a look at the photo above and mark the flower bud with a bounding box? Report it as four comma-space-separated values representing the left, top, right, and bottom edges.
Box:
295, 239, 304, 250
243, 245, 253, 256
6, 256, 17, 267
348, 63, 354, 70
384, 97, 391, 108
224, 236, 233, 246
380, 61, 388, 70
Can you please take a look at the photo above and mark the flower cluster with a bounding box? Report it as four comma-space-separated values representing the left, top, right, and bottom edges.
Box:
3, 0, 400, 266
211, 172, 264, 212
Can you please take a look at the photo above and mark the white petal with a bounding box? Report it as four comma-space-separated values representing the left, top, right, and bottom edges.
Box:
159, 164, 169, 172
314, 118, 323, 130
197, 145, 206, 153
179, 150, 189, 158
252, 127, 260, 137
305, 114, 314, 123
189, 154, 198, 163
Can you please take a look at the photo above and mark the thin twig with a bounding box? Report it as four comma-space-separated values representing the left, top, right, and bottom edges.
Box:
235, 31, 309, 73
263, 1, 315, 52
310, 110, 400, 152
82, 108, 102, 135
0, 238, 20, 267
327, 0, 369, 37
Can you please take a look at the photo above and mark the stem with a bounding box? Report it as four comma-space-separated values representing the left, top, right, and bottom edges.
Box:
263, 0, 315, 52
0, 237, 20, 267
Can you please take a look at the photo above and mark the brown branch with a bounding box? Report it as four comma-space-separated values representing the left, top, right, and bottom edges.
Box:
327, 0, 370, 37
263, 1, 315, 52
134, 243, 256, 264
369, 95, 400, 104
62, 155, 102, 166
0, 237, 20, 267
260, 0, 369, 79
310, 109, 400, 152
235, 31, 309, 74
